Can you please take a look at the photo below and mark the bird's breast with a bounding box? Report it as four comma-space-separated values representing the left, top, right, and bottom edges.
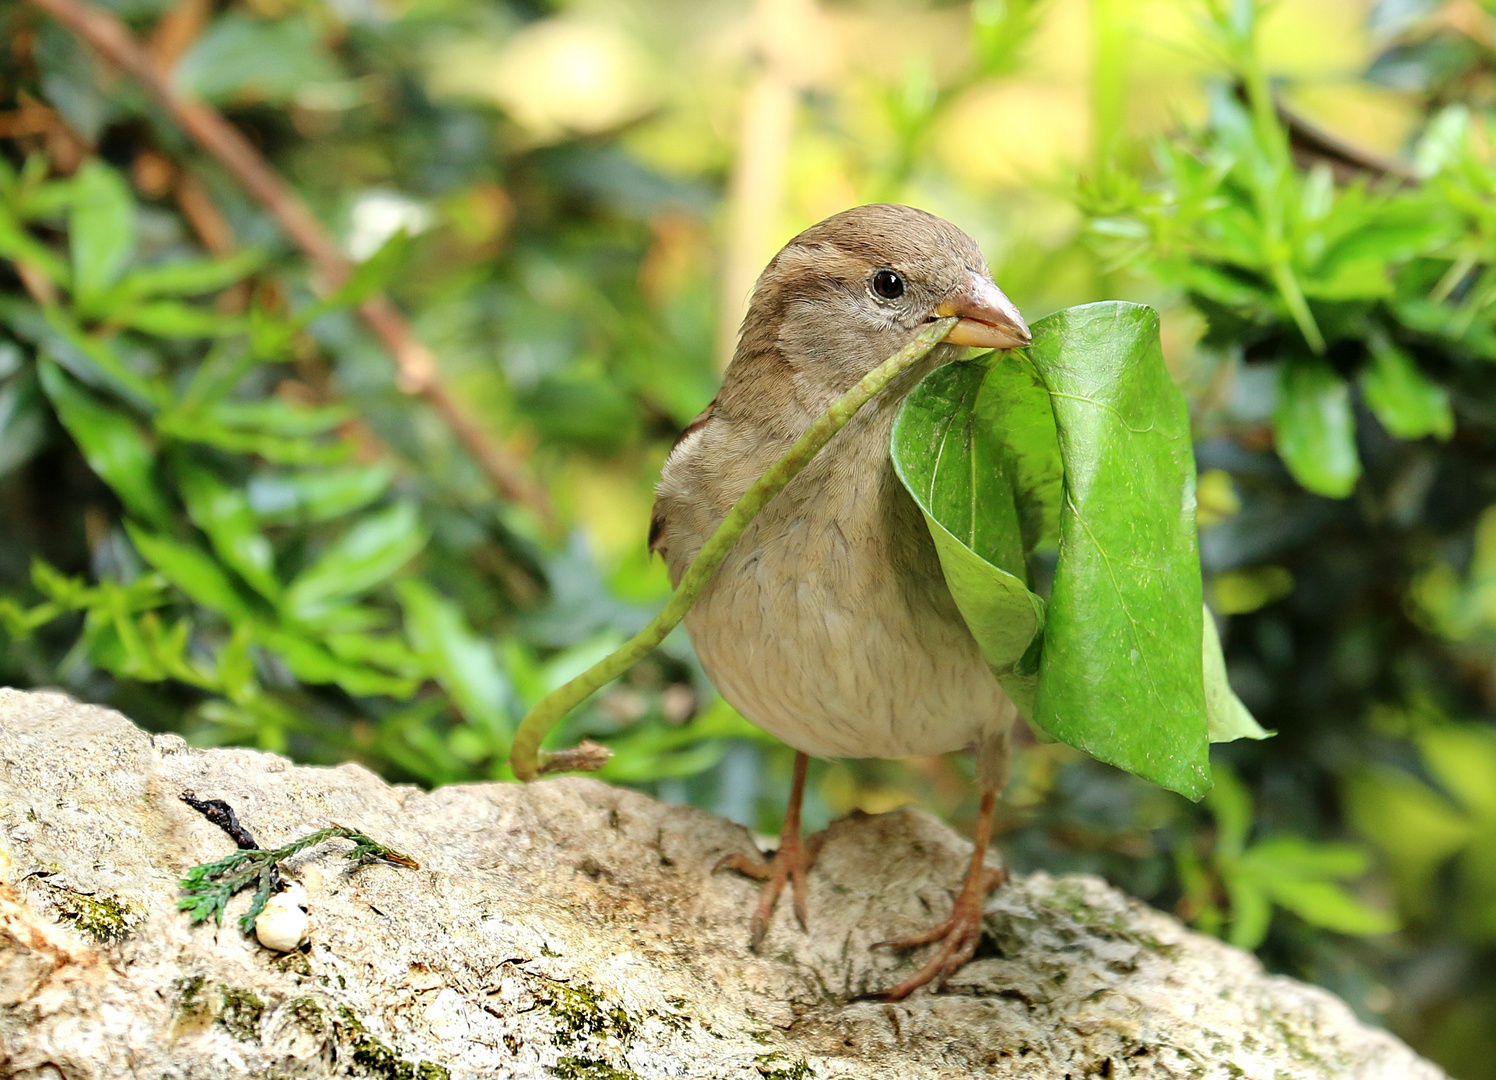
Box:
681, 404, 1012, 760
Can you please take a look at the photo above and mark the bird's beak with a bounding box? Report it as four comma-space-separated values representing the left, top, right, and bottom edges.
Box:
934, 273, 1031, 350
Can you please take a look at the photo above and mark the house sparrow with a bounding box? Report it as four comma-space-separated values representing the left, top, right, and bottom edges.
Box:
650, 204, 1031, 998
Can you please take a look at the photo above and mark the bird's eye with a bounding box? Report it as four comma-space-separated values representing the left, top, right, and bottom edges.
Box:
871, 269, 905, 300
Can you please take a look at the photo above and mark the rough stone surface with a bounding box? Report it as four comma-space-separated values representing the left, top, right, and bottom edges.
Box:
0, 688, 1444, 1080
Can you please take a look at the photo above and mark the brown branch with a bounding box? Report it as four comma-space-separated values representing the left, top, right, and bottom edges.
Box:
23, 0, 555, 524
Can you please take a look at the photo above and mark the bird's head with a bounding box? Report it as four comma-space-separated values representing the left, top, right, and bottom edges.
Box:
738, 203, 1030, 395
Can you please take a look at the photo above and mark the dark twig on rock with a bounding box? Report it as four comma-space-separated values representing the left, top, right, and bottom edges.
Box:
180, 790, 262, 851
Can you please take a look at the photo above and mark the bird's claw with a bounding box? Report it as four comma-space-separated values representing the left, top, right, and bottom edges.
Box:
714, 831, 824, 950
875, 864, 1006, 1000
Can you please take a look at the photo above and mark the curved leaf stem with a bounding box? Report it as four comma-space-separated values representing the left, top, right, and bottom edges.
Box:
509, 317, 959, 781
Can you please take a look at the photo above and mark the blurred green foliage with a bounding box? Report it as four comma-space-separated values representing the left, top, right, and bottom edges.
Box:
2, 0, 1496, 1076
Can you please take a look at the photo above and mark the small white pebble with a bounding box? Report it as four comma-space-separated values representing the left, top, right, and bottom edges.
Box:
254, 882, 309, 952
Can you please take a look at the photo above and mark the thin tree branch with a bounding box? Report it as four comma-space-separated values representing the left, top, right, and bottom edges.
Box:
24, 0, 554, 523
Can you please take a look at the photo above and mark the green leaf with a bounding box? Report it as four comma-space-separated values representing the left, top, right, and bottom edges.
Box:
0, 200, 70, 286
157, 418, 354, 465
69, 161, 136, 312
40, 306, 161, 408
256, 627, 419, 698
112, 301, 249, 339
398, 579, 512, 743
1359, 338, 1454, 441
0, 371, 48, 478
1027, 302, 1210, 799
117, 249, 265, 299
178, 466, 281, 601
175, 14, 342, 105
1274, 358, 1360, 498
1419, 726, 1496, 822
205, 399, 351, 436
37, 360, 171, 527
1208, 764, 1254, 859
1259, 877, 1397, 936
1224, 873, 1273, 950
1347, 765, 1476, 918
124, 523, 251, 619
1203, 608, 1269, 742
321, 229, 413, 310
1239, 836, 1396, 936
284, 502, 426, 619
246, 464, 392, 525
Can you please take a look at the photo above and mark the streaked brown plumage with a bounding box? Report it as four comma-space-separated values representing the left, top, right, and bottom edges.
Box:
651, 204, 1030, 998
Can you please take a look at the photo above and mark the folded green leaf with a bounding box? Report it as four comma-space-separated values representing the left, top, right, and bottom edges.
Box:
892, 302, 1223, 799
1203, 608, 1269, 742
890, 352, 1051, 711
1028, 302, 1210, 798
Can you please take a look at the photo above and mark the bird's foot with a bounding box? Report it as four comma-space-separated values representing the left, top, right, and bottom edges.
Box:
714, 829, 825, 950
874, 863, 1006, 1000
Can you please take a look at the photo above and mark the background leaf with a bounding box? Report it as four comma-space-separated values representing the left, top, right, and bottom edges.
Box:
1274, 359, 1360, 498
1360, 339, 1454, 442
284, 502, 426, 620
37, 360, 171, 527
68, 160, 135, 312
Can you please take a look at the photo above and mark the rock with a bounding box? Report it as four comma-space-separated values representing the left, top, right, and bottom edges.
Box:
0, 688, 1443, 1080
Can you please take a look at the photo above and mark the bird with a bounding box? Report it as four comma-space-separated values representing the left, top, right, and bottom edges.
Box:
649, 203, 1032, 999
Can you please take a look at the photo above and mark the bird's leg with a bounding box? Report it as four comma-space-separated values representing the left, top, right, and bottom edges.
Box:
876, 726, 1012, 1000
715, 751, 823, 949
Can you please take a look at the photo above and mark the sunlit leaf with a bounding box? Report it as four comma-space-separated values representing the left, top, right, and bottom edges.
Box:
1346, 765, 1475, 918
1257, 877, 1397, 936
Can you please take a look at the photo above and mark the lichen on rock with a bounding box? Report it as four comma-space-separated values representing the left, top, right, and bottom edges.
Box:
0, 689, 1450, 1079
